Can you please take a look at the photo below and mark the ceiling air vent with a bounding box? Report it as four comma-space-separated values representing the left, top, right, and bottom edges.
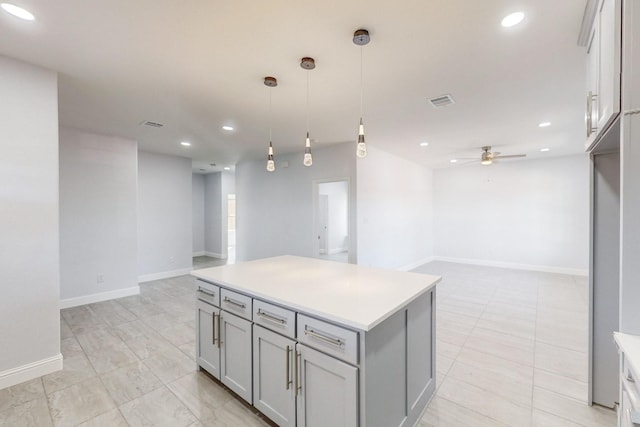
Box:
428, 94, 455, 108
139, 120, 164, 128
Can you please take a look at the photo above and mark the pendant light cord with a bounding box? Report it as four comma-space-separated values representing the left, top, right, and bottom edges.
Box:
360, 46, 364, 118
306, 70, 310, 133
269, 87, 272, 142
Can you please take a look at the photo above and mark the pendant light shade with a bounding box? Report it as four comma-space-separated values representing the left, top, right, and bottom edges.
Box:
354, 29, 370, 159
301, 57, 315, 167
264, 76, 277, 172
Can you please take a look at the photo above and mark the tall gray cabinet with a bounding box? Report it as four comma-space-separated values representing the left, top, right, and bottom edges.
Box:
581, 0, 640, 410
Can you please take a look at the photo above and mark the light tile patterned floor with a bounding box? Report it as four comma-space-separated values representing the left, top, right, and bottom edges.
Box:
0, 259, 616, 426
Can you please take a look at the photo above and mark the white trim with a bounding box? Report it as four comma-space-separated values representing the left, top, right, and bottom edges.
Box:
204, 252, 227, 259
60, 286, 140, 309
328, 248, 349, 255
0, 354, 63, 390
397, 256, 436, 272
192, 251, 205, 257
138, 268, 192, 283
433, 256, 589, 276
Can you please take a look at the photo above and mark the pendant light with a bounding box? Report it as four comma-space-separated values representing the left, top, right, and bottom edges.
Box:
353, 29, 370, 158
301, 57, 315, 167
264, 76, 277, 172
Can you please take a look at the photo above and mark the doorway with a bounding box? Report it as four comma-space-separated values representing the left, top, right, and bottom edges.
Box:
313, 180, 349, 263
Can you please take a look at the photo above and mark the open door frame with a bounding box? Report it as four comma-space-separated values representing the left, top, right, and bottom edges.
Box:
312, 178, 353, 263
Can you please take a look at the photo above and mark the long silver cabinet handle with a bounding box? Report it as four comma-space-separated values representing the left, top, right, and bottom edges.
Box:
212, 313, 216, 345
198, 289, 216, 299
258, 310, 286, 325
296, 351, 302, 395
223, 297, 246, 309
304, 328, 344, 347
294, 349, 299, 395
285, 346, 291, 390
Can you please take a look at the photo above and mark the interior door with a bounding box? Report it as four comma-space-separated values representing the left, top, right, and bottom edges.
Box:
318, 195, 328, 254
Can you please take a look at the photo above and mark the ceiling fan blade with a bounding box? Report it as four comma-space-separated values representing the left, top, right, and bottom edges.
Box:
454, 157, 479, 160
456, 159, 480, 166
494, 154, 526, 159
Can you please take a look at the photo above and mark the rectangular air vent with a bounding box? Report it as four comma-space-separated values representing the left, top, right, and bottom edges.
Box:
140, 120, 164, 128
428, 94, 455, 108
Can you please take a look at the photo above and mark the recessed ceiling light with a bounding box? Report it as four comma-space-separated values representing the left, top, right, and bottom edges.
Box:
224, 167, 231, 171
180, 141, 191, 147
501, 12, 524, 27
450, 159, 458, 163
1, 3, 35, 20
540, 148, 550, 152
419, 142, 429, 147
538, 122, 551, 127
222, 125, 234, 131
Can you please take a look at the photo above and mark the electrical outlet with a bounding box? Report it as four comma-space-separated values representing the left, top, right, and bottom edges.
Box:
97, 274, 104, 283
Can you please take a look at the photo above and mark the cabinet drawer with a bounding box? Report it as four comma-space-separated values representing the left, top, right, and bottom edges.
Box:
253, 299, 296, 339
221, 289, 252, 321
297, 314, 358, 365
197, 281, 220, 307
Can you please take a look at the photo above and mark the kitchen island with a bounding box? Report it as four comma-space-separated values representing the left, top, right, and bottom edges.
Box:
191, 255, 440, 427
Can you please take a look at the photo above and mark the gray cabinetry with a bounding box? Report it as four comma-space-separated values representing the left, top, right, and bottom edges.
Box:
196, 299, 220, 378
220, 311, 253, 403
296, 343, 358, 427
253, 325, 296, 427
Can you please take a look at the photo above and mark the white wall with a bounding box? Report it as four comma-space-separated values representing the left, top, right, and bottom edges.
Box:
433, 154, 589, 274
0, 56, 62, 388
319, 181, 349, 253
220, 172, 236, 256
192, 174, 205, 255
138, 151, 192, 281
236, 143, 357, 262
357, 145, 434, 270
59, 128, 138, 307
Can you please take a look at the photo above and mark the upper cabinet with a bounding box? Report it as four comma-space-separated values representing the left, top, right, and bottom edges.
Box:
585, 0, 622, 151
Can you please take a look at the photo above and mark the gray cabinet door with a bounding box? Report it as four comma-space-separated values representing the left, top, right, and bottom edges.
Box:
253, 325, 296, 426
196, 300, 220, 378
220, 311, 253, 403
296, 344, 358, 427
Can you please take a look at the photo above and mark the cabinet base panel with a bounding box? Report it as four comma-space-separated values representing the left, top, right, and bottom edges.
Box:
197, 366, 279, 427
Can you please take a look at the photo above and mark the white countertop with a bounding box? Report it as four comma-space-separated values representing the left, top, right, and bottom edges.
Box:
615, 332, 640, 376
191, 255, 440, 331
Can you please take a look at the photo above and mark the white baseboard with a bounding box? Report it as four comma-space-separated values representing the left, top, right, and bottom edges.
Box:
0, 354, 63, 390
433, 256, 589, 276
204, 252, 227, 259
328, 248, 348, 255
138, 268, 193, 283
397, 256, 436, 272
192, 251, 205, 257
60, 286, 140, 309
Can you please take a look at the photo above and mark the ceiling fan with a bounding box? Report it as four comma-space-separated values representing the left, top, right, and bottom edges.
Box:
456, 146, 526, 166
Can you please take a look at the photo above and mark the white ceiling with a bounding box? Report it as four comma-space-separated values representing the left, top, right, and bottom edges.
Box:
0, 0, 588, 171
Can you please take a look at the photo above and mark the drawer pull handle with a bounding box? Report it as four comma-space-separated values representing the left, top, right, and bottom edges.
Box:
198, 289, 216, 299
304, 328, 344, 347
223, 297, 246, 309
258, 310, 286, 325
628, 372, 635, 383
